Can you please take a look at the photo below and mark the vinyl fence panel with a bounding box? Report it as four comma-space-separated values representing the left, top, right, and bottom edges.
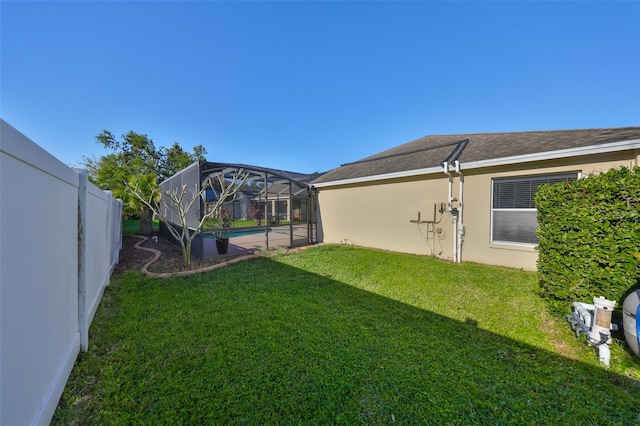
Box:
0, 120, 122, 426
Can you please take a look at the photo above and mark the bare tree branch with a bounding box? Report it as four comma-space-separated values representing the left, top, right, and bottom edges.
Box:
127, 169, 249, 267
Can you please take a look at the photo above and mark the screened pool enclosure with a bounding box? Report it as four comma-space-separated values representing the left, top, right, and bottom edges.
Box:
158, 161, 318, 259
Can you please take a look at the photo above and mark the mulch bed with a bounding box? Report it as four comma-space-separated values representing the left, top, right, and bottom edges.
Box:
112, 234, 231, 277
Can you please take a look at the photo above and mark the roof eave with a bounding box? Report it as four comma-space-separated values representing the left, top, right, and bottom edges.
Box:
313, 138, 640, 188
462, 138, 640, 171
312, 166, 443, 188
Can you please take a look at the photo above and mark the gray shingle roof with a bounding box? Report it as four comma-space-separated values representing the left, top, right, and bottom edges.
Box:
312, 127, 640, 184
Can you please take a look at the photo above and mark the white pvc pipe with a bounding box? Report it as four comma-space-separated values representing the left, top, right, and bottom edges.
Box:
452, 214, 457, 262
598, 343, 611, 367
571, 299, 615, 367
573, 301, 595, 310
443, 162, 457, 262
455, 161, 463, 264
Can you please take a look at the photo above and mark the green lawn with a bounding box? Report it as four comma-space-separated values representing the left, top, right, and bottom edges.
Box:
54, 245, 640, 425
122, 218, 160, 235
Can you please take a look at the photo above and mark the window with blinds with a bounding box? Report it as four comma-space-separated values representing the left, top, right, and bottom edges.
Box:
491, 173, 578, 244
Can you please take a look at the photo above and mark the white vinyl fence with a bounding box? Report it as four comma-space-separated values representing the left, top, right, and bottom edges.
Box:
0, 119, 122, 426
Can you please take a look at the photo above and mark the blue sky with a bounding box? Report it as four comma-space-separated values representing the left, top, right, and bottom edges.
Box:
2, 1, 639, 174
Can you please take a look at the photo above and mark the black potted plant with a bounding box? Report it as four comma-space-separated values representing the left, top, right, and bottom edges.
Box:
215, 207, 233, 254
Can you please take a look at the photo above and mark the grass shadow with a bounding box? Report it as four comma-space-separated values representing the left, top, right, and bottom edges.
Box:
55, 251, 640, 425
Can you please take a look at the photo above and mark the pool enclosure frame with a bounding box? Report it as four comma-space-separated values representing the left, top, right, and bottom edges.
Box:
158, 160, 318, 259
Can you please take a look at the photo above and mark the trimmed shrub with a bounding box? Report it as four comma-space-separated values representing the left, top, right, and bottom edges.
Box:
535, 166, 640, 313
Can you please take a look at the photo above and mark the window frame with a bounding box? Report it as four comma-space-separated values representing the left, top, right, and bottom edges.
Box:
490, 172, 580, 246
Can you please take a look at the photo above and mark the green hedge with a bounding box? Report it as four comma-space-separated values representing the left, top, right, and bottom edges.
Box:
535, 166, 640, 313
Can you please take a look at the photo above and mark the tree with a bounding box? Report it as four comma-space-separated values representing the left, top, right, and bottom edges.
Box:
129, 169, 249, 267
159, 142, 207, 181
85, 130, 207, 234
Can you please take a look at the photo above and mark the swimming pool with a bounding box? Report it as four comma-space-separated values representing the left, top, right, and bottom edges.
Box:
204, 228, 274, 239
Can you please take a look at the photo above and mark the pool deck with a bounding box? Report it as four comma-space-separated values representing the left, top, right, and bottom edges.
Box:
202, 225, 312, 260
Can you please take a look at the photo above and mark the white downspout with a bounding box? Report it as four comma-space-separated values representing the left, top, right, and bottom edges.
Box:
454, 160, 464, 263
443, 162, 457, 262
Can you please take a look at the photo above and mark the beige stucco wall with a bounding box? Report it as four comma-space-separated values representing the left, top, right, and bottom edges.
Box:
316, 175, 457, 258
316, 150, 639, 271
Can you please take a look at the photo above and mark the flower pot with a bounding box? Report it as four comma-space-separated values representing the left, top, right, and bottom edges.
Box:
216, 237, 229, 255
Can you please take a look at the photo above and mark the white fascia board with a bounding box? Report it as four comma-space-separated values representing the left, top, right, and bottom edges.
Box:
312, 166, 443, 188
313, 139, 640, 188
462, 139, 640, 171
